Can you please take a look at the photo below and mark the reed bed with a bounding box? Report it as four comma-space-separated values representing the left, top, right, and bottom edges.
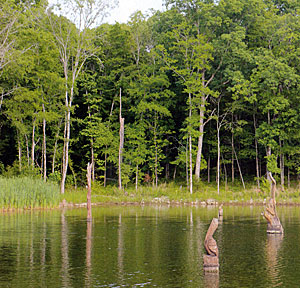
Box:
0, 177, 60, 209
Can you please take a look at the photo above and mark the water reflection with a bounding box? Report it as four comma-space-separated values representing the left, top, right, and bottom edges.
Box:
265, 234, 283, 286
61, 210, 70, 287
1, 206, 300, 287
204, 272, 219, 288
85, 220, 92, 287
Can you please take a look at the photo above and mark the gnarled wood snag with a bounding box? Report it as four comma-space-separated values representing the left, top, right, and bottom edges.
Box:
262, 173, 283, 234
203, 218, 219, 272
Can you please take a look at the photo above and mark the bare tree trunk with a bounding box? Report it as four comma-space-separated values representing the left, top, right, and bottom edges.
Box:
42, 104, 47, 182
0, 91, 3, 110
118, 88, 124, 191
154, 112, 158, 187
217, 126, 220, 195
231, 130, 234, 183
17, 132, 22, 172
91, 138, 95, 182
61, 106, 71, 194
266, 111, 271, 182
173, 165, 177, 181
288, 155, 290, 189
266, 146, 272, 182
279, 139, 284, 191
104, 150, 107, 187
24, 134, 30, 167
31, 118, 36, 169
189, 93, 193, 194
207, 155, 210, 183
165, 163, 169, 180
135, 164, 138, 190
87, 106, 95, 182
195, 96, 205, 180
52, 119, 62, 174
233, 145, 245, 189
104, 100, 115, 188
186, 139, 189, 190
118, 118, 124, 190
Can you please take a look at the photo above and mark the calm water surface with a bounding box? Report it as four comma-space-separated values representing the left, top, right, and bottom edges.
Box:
0, 205, 300, 287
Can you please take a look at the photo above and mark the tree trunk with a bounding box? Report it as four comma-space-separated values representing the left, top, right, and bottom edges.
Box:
165, 163, 169, 180
195, 96, 205, 180
24, 134, 30, 167
207, 155, 210, 183
154, 112, 158, 187
279, 139, 284, 192
42, 104, 47, 182
87, 106, 95, 182
17, 132, 22, 172
217, 126, 220, 195
173, 165, 177, 181
266, 146, 271, 182
61, 107, 71, 194
104, 150, 107, 187
188, 93, 193, 194
233, 145, 245, 189
186, 139, 189, 190
266, 111, 271, 182
91, 138, 95, 182
135, 164, 138, 190
231, 130, 234, 183
31, 118, 36, 169
118, 88, 124, 191
0, 91, 3, 110
288, 155, 290, 189
52, 119, 62, 174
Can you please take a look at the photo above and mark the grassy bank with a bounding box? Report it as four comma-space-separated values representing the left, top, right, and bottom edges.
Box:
1, 177, 300, 210
0, 177, 60, 209
63, 180, 300, 206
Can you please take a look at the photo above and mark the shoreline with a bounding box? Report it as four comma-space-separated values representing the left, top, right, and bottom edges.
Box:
2, 198, 300, 213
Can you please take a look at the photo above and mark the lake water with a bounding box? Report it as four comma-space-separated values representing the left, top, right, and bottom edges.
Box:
0, 205, 300, 287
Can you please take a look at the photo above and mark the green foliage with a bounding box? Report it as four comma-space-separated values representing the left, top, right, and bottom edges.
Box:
1, 0, 300, 199
265, 154, 281, 175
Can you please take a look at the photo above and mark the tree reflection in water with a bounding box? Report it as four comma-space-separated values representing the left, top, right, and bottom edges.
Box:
265, 234, 283, 286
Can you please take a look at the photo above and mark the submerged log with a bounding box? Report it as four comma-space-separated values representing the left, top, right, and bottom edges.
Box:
203, 218, 219, 272
262, 173, 283, 234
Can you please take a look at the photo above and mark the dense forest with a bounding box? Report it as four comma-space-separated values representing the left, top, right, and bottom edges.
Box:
1, 0, 300, 195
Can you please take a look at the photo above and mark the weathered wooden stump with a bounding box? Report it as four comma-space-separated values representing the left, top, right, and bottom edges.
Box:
203, 218, 219, 272
262, 173, 283, 234
262, 198, 283, 234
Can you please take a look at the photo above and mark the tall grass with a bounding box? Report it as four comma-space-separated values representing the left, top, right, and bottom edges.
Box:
0, 177, 60, 209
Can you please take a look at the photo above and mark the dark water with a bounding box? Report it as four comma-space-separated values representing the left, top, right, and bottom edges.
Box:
0, 205, 299, 287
